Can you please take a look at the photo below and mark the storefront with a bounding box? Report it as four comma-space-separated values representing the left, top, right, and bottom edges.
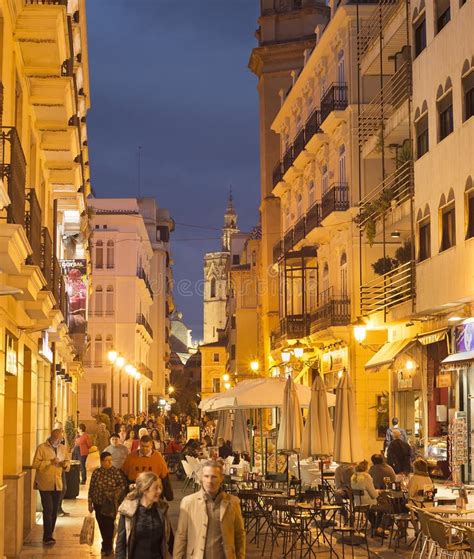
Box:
442, 321, 474, 483
320, 345, 349, 391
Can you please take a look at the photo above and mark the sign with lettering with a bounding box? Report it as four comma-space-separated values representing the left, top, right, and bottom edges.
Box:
396, 369, 413, 390
437, 372, 452, 388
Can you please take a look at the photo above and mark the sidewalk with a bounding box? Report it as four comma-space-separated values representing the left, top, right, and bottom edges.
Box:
19, 453, 410, 558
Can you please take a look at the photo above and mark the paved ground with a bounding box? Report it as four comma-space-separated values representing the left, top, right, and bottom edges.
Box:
19, 452, 411, 558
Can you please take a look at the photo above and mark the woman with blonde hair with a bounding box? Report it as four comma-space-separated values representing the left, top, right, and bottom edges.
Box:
115, 471, 172, 559
408, 458, 434, 504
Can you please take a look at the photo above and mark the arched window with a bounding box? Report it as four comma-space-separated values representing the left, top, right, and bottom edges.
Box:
95, 286, 103, 316
338, 145, 346, 184
439, 189, 456, 251
337, 50, 345, 84
95, 241, 103, 269
340, 252, 348, 297
106, 285, 114, 315
321, 165, 329, 195
94, 335, 103, 366
296, 193, 303, 219
465, 177, 474, 239
308, 180, 315, 206
461, 59, 474, 122
418, 204, 431, 261
321, 262, 330, 301
106, 240, 114, 269
210, 277, 216, 298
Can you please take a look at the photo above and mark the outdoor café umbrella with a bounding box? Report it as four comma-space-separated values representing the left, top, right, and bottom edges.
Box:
301, 374, 334, 459
213, 409, 232, 445
277, 376, 304, 453
232, 409, 250, 454
333, 370, 364, 464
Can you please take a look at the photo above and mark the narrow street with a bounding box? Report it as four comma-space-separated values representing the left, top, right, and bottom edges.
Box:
18, 452, 410, 559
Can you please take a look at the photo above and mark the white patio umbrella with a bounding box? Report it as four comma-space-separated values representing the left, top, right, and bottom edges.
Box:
213, 410, 232, 445
200, 377, 336, 412
333, 370, 364, 464
301, 375, 334, 459
232, 409, 250, 454
277, 376, 304, 453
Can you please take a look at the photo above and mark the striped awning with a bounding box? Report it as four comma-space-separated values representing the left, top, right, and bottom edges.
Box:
365, 338, 415, 371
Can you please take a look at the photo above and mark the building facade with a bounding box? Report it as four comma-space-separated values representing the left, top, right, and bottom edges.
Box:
0, 0, 91, 555
80, 197, 173, 423
199, 335, 227, 401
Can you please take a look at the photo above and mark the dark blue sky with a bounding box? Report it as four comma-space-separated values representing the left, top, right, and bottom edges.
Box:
87, 0, 260, 340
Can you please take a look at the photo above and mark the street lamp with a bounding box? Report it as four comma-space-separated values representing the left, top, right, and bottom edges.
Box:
250, 360, 259, 372
222, 373, 230, 382
281, 350, 291, 362
353, 316, 367, 344
292, 341, 305, 359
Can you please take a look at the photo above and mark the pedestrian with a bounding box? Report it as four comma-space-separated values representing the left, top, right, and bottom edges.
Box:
32, 429, 70, 546
104, 433, 129, 469
118, 424, 128, 444
387, 429, 412, 475
384, 417, 408, 452
88, 451, 128, 556
115, 472, 173, 559
174, 460, 245, 559
150, 428, 164, 452
169, 414, 181, 439
407, 458, 434, 505
96, 422, 111, 452
124, 429, 139, 453
74, 423, 92, 484
122, 435, 174, 501
368, 453, 396, 489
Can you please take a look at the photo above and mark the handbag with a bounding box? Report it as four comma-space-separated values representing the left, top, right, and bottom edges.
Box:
80, 514, 95, 545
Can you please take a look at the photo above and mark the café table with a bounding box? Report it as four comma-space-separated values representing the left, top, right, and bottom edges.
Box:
423, 505, 474, 517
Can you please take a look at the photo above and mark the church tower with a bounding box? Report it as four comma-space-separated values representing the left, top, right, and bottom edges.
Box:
222, 189, 239, 252
203, 194, 240, 343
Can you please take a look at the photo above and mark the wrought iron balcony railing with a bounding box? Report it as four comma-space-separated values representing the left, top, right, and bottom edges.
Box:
280, 314, 310, 340
358, 160, 414, 227
42, 228, 53, 291
293, 216, 305, 244
310, 287, 351, 332
136, 313, 153, 339
320, 83, 348, 123
0, 127, 26, 226
358, 62, 411, 147
360, 260, 415, 315
25, 190, 42, 268
306, 202, 322, 233
273, 240, 282, 264
283, 229, 294, 253
321, 183, 350, 220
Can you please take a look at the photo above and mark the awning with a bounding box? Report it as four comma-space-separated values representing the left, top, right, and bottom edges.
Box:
365, 338, 415, 371
417, 329, 448, 346
441, 351, 474, 364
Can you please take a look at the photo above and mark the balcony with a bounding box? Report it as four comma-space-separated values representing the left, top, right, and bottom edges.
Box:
272, 162, 283, 186
358, 62, 411, 148
41, 228, 53, 291
320, 83, 348, 124
273, 240, 282, 264
25, 190, 42, 268
360, 260, 415, 315
310, 287, 351, 332
293, 217, 305, 244
137, 266, 154, 299
357, 0, 401, 60
280, 314, 310, 340
305, 202, 322, 234
1, 127, 26, 226
283, 229, 294, 253
358, 160, 414, 229
321, 183, 350, 220
136, 313, 153, 339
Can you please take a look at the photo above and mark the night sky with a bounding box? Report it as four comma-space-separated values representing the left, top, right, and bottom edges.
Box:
86, 0, 261, 340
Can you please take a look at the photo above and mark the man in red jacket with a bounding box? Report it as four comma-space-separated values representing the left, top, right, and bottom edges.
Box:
74, 423, 92, 484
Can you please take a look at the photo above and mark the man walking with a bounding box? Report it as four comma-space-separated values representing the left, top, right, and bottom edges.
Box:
104, 433, 129, 469
32, 429, 70, 546
121, 435, 173, 500
387, 429, 412, 474
174, 460, 245, 559
384, 417, 408, 452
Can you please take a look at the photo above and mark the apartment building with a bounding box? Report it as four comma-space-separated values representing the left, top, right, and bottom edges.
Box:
0, 0, 91, 555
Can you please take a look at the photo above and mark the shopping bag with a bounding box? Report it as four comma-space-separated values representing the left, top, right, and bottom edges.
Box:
79, 514, 95, 545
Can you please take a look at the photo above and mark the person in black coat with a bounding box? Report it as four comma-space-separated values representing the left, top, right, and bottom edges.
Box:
387, 429, 412, 474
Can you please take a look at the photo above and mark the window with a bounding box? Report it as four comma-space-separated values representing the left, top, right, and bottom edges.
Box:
416, 113, 429, 158
212, 378, 221, 393
462, 69, 474, 122
337, 50, 345, 84
232, 255, 240, 265
251, 251, 257, 266
213, 353, 220, 363
438, 91, 453, 141
321, 262, 329, 297
321, 166, 329, 195
106, 286, 114, 315
338, 145, 346, 184
210, 277, 216, 298
440, 203, 456, 251
308, 180, 315, 206
435, 0, 450, 33
106, 240, 114, 269
308, 269, 317, 311
466, 185, 474, 239
231, 315, 236, 329
94, 335, 103, 366
91, 383, 107, 409
296, 193, 303, 219
339, 252, 348, 297
95, 240, 103, 269
230, 344, 236, 360
95, 286, 103, 315
414, 15, 426, 57
418, 218, 431, 261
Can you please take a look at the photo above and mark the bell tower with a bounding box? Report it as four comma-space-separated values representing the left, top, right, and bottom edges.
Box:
222, 188, 239, 252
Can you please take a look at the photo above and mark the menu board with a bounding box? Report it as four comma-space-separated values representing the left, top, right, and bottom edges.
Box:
449, 412, 468, 484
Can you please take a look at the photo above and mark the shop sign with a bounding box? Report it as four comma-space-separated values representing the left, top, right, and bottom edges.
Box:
321, 347, 348, 374
396, 369, 413, 390
61, 259, 88, 335
455, 322, 474, 353
5, 333, 18, 376
437, 372, 451, 388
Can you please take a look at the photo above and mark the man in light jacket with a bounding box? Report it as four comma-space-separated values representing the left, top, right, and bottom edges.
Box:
174, 460, 245, 559
32, 429, 70, 546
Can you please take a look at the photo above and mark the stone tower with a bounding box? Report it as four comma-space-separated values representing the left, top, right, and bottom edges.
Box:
203, 195, 240, 343
248, 0, 330, 372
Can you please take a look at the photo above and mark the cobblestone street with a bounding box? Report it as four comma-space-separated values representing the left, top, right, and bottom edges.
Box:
17, 453, 411, 559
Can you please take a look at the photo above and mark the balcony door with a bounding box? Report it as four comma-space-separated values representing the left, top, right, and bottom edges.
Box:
337, 51, 345, 84
338, 145, 346, 184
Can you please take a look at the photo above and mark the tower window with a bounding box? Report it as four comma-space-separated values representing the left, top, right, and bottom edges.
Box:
95, 240, 103, 269
210, 277, 216, 298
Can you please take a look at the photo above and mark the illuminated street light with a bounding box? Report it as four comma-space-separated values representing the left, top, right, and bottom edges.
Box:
125, 364, 134, 375
405, 359, 415, 371
281, 350, 291, 362
292, 341, 305, 359
224, 382, 231, 390
250, 360, 259, 372
353, 316, 367, 343
116, 356, 126, 368
222, 373, 230, 382
168, 385, 175, 394
107, 350, 118, 363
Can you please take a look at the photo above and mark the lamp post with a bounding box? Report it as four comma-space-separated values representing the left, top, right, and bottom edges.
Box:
107, 350, 118, 414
